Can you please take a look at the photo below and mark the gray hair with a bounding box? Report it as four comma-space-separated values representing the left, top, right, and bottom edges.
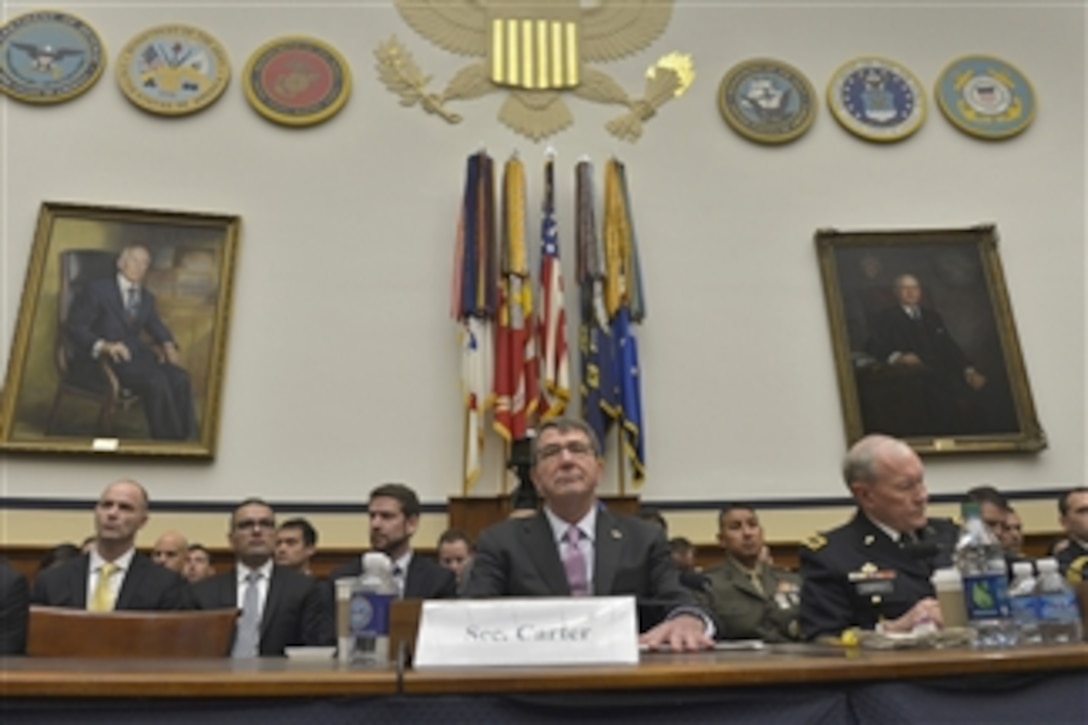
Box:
531, 417, 602, 463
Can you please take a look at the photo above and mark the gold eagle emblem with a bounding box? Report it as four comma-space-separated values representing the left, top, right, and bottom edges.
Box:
375, 0, 693, 141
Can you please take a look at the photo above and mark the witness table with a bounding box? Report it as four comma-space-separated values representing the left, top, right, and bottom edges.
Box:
2, 644, 1085, 723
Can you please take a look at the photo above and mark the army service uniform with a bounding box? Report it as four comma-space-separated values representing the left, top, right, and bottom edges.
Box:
799, 511, 957, 641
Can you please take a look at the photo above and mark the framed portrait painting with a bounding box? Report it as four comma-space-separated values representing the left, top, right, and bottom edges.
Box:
815, 225, 1044, 454
1, 202, 241, 457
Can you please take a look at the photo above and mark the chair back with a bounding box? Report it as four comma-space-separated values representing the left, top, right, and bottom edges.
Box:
54, 249, 118, 377
27, 605, 238, 658
390, 598, 423, 664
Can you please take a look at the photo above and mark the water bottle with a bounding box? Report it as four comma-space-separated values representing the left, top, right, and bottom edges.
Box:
1035, 557, 1084, 644
954, 501, 1014, 647
1008, 561, 1040, 646
349, 551, 398, 665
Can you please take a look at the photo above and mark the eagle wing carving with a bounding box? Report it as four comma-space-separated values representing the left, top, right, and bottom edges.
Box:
394, 0, 489, 57
580, 0, 674, 62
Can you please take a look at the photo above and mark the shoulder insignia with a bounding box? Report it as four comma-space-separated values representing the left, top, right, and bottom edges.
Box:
1067, 555, 1088, 584
803, 533, 827, 551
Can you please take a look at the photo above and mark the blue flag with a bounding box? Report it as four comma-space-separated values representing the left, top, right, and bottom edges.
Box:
612, 307, 644, 481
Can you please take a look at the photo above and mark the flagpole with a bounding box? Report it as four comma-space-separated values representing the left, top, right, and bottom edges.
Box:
462, 405, 470, 497
616, 425, 626, 496
501, 440, 511, 495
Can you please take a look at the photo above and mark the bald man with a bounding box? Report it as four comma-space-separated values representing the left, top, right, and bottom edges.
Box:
32, 480, 193, 610
799, 435, 957, 642
151, 530, 190, 573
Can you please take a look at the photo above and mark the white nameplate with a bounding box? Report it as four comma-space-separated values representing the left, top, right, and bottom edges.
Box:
414, 596, 638, 668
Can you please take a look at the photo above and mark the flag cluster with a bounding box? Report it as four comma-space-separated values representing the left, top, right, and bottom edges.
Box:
577, 158, 646, 486
452, 152, 645, 492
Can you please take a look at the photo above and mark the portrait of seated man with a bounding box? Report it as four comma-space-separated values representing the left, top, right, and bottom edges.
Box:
856, 273, 1014, 438
66, 244, 196, 440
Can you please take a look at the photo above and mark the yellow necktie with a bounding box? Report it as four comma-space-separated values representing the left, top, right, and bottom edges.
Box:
90, 562, 118, 612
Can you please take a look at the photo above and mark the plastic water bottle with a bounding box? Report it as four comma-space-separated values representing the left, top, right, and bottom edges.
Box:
349, 551, 398, 665
1008, 561, 1040, 646
954, 501, 1014, 647
1035, 557, 1083, 644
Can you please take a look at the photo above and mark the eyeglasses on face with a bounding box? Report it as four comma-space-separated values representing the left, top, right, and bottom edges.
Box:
234, 518, 276, 532
536, 441, 595, 461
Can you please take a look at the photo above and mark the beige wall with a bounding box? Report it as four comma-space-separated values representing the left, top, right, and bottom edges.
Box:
1, 2, 1085, 533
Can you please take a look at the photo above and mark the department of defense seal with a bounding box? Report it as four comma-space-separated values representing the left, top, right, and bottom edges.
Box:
0, 10, 106, 104
116, 24, 230, 116
827, 56, 925, 142
243, 36, 351, 127
718, 58, 816, 145
935, 55, 1036, 140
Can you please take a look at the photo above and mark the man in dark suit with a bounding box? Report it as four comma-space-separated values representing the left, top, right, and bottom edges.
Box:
193, 498, 333, 657
1, 559, 29, 655
66, 243, 196, 440
463, 417, 713, 652
863, 273, 990, 437
32, 480, 193, 611
799, 435, 957, 643
328, 484, 456, 599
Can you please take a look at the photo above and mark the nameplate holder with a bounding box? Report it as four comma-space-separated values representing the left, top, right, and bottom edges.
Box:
413, 596, 638, 668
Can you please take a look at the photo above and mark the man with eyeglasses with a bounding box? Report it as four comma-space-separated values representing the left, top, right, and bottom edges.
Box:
192, 498, 333, 656
464, 417, 715, 652
32, 479, 193, 611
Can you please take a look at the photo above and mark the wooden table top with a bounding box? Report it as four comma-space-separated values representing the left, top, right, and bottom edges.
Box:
2, 643, 1085, 698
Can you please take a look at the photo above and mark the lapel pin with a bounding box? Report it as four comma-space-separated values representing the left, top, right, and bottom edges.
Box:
864, 534, 875, 546
611, 528, 622, 539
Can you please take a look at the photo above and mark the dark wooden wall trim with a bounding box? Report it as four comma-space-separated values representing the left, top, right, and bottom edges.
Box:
1, 534, 1063, 584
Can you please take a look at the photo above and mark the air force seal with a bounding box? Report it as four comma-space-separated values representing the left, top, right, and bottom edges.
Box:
0, 10, 106, 104
827, 56, 925, 143
718, 58, 816, 145
935, 55, 1036, 140
116, 24, 230, 116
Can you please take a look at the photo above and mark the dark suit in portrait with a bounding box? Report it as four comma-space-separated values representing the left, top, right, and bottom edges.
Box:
67, 275, 196, 440
799, 513, 957, 641
329, 552, 457, 600
193, 565, 333, 656
862, 303, 997, 437
31, 552, 194, 610
465, 509, 699, 629
1, 559, 30, 655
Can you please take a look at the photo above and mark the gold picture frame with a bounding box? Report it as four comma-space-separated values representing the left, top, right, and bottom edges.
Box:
815, 225, 1044, 455
1, 202, 241, 457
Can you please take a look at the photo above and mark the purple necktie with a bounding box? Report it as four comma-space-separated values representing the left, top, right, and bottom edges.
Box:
562, 526, 589, 596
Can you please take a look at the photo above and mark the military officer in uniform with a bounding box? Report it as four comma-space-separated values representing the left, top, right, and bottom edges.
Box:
799, 435, 958, 642
702, 504, 801, 642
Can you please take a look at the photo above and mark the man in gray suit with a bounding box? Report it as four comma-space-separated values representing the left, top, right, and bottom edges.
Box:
464, 417, 713, 652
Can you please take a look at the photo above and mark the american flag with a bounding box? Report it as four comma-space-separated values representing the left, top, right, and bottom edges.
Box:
537, 156, 569, 420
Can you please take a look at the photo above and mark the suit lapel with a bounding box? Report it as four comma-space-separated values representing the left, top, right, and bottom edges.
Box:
523, 513, 569, 595
115, 555, 141, 609
593, 511, 623, 596
72, 555, 91, 608
260, 566, 282, 636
